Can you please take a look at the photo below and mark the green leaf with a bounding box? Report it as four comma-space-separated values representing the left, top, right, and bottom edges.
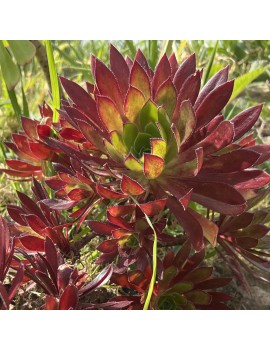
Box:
159, 40, 174, 61
124, 40, 136, 58
0, 40, 20, 90
229, 67, 267, 102
123, 123, 138, 151
140, 100, 158, 130
8, 40, 36, 65
202, 40, 218, 86
45, 40, 60, 123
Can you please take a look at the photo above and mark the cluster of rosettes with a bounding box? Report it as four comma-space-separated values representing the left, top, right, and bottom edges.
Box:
1, 44, 270, 309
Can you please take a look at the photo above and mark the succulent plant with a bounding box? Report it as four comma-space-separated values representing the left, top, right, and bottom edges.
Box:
111, 241, 232, 310
40, 44, 270, 252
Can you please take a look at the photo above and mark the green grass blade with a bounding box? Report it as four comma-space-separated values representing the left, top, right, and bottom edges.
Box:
124, 40, 136, 58
130, 195, 157, 310
7, 88, 21, 124
159, 40, 174, 61
202, 40, 219, 86
45, 40, 60, 123
149, 40, 158, 69
229, 67, 267, 102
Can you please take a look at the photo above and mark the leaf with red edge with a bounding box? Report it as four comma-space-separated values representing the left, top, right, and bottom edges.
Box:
96, 184, 127, 200
59, 284, 78, 310
121, 174, 145, 195
60, 76, 99, 122
139, 198, 167, 217
79, 264, 113, 295
187, 181, 247, 215
168, 52, 178, 77
29, 142, 51, 159
59, 128, 85, 142
108, 204, 136, 217
97, 239, 118, 253
167, 196, 204, 252
144, 154, 164, 179
195, 80, 234, 129
202, 149, 260, 173
185, 290, 211, 305
176, 71, 201, 108
231, 104, 263, 141
18, 235, 45, 252
97, 95, 123, 134
187, 209, 218, 247
178, 100, 196, 146
95, 59, 123, 113
155, 78, 177, 117
8, 265, 25, 301
130, 61, 151, 100
45, 237, 58, 278
21, 116, 38, 139
37, 124, 51, 138
45, 295, 58, 310
87, 221, 116, 235
6, 160, 40, 171
24, 214, 47, 235
173, 54, 196, 92
135, 49, 153, 77
160, 181, 193, 210
124, 86, 145, 123
195, 277, 231, 290
41, 199, 76, 210
195, 120, 234, 155
152, 54, 171, 98
110, 44, 129, 98
194, 66, 229, 109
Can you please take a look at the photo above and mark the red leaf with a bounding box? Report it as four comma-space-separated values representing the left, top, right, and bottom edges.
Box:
108, 204, 136, 217
59, 284, 78, 310
130, 61, 151, 100
187, 181, 247, 215
87, 221, 116, 235
202, 149, 260, 173
97, 239, 118, 253
195, 121, 234, 155
139, 198, 167, 216
41, 199, 76, 210
79, 264, 113, 295
152, 54, 171, 98
173, 54, 196, 92
231, 104, 263, 141
176, 70, 201, 108
18, 235, 45, 252
194, 66, 229, 109
60, 76, 99, 122
21, 116, 38, 139
5, 160, 40, 171
110, 44, 129, 98
95, 59, 123, 113
121, 174, 145, 196
96, 184, 126, 200
168, 52, 178, 78
135, 49, 153, 77
167, 196, 204, 251
195, 80, 234, 129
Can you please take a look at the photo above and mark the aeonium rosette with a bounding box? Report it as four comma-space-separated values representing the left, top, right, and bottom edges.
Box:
26, 45, 270, 252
